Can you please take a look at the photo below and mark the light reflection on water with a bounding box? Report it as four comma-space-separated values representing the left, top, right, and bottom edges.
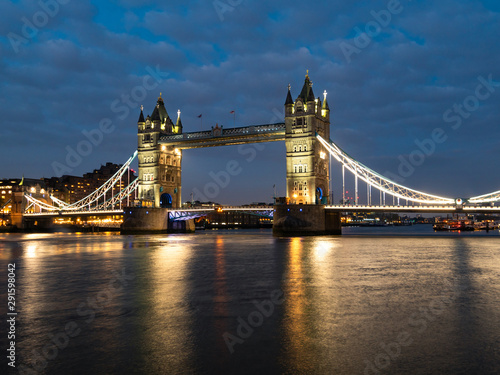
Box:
0, 227, 499, 374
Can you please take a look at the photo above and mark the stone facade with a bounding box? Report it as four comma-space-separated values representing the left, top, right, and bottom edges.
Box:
137, 95, 183, 208
285, 73, 331, 204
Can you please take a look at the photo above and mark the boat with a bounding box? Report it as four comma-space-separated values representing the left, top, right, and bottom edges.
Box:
433, 219, 474, 231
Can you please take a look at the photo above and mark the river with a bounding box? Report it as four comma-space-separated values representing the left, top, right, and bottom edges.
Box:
1, 225, 499, 374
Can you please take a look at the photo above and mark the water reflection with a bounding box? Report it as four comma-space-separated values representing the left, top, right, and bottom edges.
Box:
1, 231, 500, 374
282, 237, 314, 373
140, 236, 196, 373
213, 236, 230, 365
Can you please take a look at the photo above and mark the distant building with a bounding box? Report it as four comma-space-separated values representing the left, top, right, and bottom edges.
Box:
1, 178, 52, 225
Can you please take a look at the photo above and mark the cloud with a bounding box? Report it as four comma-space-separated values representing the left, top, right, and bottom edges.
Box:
1, 0, 500, 203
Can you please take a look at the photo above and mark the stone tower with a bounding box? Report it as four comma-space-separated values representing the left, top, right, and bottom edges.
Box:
285, 72, 331, 204
137, 95, 183, 208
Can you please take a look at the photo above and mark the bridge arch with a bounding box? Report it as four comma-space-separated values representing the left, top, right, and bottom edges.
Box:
160, 193, 173, 208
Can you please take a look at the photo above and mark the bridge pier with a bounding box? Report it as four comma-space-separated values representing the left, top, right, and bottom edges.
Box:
168, 219, 195, 233
273, 204, 342, 236
121, 207, 195, 234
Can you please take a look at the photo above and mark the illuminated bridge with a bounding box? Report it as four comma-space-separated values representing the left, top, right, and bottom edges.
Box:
18, 73, 500, 234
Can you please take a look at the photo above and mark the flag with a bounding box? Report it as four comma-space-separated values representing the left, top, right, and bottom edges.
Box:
19, 175, 24, 186
230, 110, 235, 114
197, 114, 202, 118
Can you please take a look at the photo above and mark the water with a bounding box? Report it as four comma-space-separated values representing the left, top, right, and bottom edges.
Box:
1, 226, 500, 374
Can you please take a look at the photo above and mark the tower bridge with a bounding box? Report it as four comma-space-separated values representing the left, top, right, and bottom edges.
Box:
18, 72, 500, 235
137, 72, 330, 210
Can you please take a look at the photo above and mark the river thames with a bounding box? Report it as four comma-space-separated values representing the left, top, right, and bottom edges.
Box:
1, 226, 500, 374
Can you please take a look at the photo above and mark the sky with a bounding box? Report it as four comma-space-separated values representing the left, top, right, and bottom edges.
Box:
1, 0, 500, 205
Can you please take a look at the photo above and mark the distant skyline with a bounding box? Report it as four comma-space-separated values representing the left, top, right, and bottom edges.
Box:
1, 0, 500, 205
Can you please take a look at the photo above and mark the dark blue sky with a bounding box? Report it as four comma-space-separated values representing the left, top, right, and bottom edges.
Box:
1, 0, 500, 205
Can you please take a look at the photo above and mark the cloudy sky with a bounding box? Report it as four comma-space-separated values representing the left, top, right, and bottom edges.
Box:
1, 0, 500, 205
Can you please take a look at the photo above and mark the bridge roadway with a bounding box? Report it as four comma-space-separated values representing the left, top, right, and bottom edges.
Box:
325, 205, 500, 214
22, 205, 500, 220
24, 210, 124, 217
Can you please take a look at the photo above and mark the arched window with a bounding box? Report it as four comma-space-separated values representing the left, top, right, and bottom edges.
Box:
303, 145, 307, 152
299, 166, 303, 173
296, 101, 303, 112
293, 146, 297, 152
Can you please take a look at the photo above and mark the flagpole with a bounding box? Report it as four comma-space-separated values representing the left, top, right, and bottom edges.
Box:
233, 111, 235, 127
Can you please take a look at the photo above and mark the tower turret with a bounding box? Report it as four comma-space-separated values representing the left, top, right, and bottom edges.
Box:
175, 109, 183, 133
137, 105, 145, 132
285, 84, 294, 116
138, 105, 145, 123
322, 90, 330, 121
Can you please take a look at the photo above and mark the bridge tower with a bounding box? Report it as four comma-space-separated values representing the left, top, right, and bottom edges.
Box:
137, 95, 183, 208
285, 72, 331, 204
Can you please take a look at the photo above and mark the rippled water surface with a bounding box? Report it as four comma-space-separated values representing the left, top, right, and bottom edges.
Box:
1, 226, 500, 374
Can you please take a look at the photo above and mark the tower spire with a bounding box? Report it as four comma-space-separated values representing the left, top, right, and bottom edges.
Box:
138, 104, 145, 123
176, 108, 183, 133
298, 71, 315, 102
322, 90, 330, 111
285, 83, 293, 105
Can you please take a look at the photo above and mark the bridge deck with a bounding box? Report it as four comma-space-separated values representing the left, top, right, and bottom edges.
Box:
159, 123, 285, 149
24, 210, 124, 217
326, 205, 500, 214
23, 205, 500, 218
